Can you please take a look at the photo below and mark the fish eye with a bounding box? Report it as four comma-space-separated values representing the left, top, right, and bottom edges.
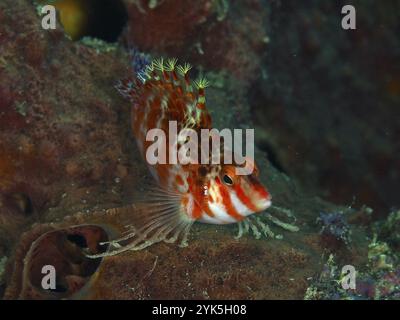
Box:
222, 174, 233, 186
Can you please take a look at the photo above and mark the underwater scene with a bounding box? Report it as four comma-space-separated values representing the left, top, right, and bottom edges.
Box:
0, 0, 399, 301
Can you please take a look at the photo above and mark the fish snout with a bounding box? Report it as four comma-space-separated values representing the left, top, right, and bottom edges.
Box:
256, 196, 272, 212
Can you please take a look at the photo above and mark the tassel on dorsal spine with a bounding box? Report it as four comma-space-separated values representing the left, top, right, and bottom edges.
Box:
165, 58, 178, 72
194, 77, 209, 110
166, 58, 180, 87
176, 63, 193, 93
121, 55, 211, 115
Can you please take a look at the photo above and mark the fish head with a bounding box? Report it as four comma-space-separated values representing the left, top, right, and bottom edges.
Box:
201, 162, 272, 223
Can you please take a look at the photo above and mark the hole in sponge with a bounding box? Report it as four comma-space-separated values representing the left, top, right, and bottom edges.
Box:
67, 234, 88, 248
41, 0, 128, 42
26, 225, 109, 299
85, 0, 128, 42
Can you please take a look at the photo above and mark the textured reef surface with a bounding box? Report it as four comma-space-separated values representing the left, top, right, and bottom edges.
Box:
0, 0, 399, 299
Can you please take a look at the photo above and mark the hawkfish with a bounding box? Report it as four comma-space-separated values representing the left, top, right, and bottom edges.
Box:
89, 52, 296, 258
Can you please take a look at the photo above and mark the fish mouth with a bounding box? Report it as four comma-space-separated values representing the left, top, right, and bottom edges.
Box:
257, 199, 272, 211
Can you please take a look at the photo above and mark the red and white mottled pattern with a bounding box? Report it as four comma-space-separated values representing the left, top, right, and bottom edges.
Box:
119, 58, 271, 225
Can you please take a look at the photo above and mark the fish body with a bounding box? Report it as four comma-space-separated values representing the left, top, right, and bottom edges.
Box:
105, 52, 272, 254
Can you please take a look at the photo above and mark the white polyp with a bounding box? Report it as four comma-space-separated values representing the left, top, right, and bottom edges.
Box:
265, 214, 299, 232
234, 221, 244, 240
254, 216, 274, 238
248, 217, 261, 239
